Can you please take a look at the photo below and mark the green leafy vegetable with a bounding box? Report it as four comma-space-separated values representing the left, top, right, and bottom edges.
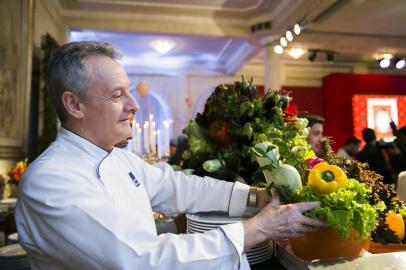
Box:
295, 179, 384, 240
203, 159, 225, 173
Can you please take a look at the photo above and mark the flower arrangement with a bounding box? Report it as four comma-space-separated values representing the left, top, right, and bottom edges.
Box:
181, 77, 406, 251
8, 158, 28, 182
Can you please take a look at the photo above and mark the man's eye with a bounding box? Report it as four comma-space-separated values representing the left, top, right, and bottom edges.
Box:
112, 94, 122, 100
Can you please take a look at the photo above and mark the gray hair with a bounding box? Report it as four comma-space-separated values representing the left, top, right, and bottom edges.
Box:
45, 41, 121, 122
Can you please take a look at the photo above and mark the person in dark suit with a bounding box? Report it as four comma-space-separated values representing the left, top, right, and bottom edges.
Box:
356, 128, 392, 184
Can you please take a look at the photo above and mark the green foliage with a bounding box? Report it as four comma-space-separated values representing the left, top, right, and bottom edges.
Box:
37, 33, 59, 157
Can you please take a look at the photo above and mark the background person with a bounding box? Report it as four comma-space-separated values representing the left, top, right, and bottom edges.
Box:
336, 136, 361, 160
302, 114, 325, 159
394, 126, 406, 159
356, 128, 392, 183
356, 128, 406, 185
168, 135, 188, 166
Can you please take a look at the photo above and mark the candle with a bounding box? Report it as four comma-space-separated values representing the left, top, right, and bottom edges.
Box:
151, 121, 156, 155
143, 121, 149, 155
156, 130, 161, 159
152, 130, 157, 156
136, 126, 142, 154
163, 120, 170, 157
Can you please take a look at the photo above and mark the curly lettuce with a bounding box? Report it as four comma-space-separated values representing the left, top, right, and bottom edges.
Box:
295, 179, 385, 240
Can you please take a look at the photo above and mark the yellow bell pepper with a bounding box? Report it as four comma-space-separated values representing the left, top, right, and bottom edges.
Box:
307, 162, 348, 194
385, 211, 405, 240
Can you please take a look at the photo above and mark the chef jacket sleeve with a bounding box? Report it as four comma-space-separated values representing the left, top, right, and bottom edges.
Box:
140, 161, 250, 217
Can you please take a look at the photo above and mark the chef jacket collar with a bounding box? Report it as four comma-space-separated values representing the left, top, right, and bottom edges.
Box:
58, 127, 110, 161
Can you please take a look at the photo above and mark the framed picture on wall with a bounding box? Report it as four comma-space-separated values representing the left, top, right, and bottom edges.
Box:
353, 95, 406, 143
0, 0, 33, 158
367, 98, 398, 141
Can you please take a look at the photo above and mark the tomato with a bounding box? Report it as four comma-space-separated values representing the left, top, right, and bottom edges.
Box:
209, 121, 235, 146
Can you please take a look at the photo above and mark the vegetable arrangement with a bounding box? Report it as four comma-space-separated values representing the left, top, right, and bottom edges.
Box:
181, 77, 406, 243
183, 77, 313, 185
319, 140, 406, 244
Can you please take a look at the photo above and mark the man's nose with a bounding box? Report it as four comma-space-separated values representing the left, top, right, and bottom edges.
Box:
125, 92, 140, 113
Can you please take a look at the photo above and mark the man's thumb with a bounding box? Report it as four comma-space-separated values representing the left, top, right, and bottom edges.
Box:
270, 192, 280, 206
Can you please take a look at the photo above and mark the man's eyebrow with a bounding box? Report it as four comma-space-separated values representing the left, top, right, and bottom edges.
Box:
111, 84, 131, 92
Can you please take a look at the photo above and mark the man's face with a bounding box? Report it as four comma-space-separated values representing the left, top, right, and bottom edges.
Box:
307, 123, 324, 156
347, 143, 360, 156
170, 145, 177, 157
79, 56, 139, 150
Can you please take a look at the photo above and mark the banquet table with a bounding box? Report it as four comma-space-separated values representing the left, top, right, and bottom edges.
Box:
274, 242, 406, 270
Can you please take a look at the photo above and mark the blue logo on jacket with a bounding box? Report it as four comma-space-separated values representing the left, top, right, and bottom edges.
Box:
129, 172, 140, 187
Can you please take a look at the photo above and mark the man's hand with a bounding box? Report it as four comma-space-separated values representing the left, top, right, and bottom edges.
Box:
256, 188, 271, 208
242, 195, 328, 251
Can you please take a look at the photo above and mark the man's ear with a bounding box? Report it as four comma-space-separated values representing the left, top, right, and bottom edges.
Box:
61, 91, 85, 119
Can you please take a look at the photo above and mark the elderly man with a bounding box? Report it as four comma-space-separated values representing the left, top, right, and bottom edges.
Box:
16, 42, 324, 269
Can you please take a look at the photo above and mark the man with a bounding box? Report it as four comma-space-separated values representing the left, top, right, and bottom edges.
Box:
356, 128, 392, 184
304, 115, 325, 158
16, 42, 324, 269
395, 126, 406, 159
337, 136, 361, 160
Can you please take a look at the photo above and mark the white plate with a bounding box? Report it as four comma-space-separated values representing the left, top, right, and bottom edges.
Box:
248, 256, 270, 264
0, 244, 27, 257
7, 233, 19, 242
187, 224, 217, 231
186, 207, 258, 225
247, 252, 271, 263
187, 220, 220, 229
247, 246, 272, 254
187, 228, 207, 234
250, 241, 271, 250
0, 198, 17, 206
247, 247, 271, 256
187, 221, 218, 229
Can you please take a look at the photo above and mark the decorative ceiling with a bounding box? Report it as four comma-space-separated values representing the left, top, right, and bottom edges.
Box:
54, 0, 406, 73
68, 29, 257, 74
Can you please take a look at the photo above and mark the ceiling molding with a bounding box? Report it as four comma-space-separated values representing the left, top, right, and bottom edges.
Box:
76, 0, 266, 12
58, 0, 278, 20
65, 16, 251, 37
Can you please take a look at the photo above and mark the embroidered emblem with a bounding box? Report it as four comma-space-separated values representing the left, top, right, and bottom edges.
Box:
129, 172, 140, 187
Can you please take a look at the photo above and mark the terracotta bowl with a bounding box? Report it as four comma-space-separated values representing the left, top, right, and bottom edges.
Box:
369, 242, 406, 254
289, 227, 370, 261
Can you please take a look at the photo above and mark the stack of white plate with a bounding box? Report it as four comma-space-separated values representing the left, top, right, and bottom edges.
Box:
0, 244, 30, 270
186, 209, 273, 265
0, 198, 17, 209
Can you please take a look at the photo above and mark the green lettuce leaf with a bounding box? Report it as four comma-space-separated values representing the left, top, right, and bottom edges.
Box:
295, 179, 382, 240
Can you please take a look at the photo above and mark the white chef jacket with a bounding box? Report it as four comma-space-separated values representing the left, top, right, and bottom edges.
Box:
15, 127, 251, 269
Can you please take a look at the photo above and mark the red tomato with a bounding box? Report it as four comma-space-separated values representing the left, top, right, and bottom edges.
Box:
209, 121, 235, 146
